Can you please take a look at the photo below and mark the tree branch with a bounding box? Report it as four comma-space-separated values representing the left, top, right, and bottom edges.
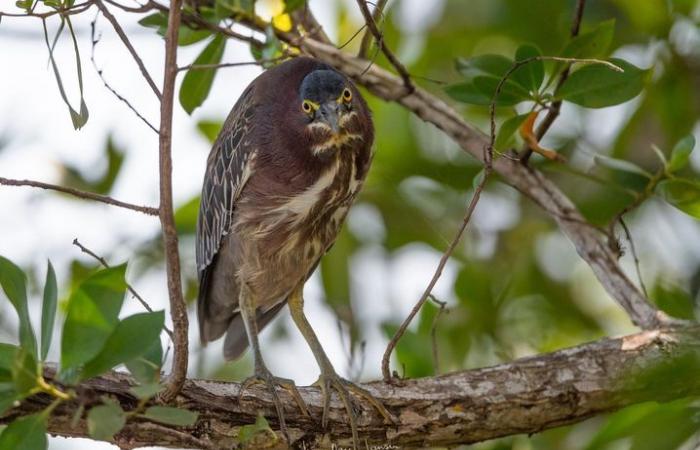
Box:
5, 328, 700, 448
0, 176, 159, 216
358, 0, 388, 58
158, 0, 189, 402
95, 0, 162, 100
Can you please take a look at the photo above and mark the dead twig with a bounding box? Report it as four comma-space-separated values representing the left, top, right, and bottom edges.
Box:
618, 219, 649, 299
158, 0, 189, 402
95, 0, 162, 100
0, 176, 159, 216
358, 0, 387, 58
72, 238, 174, 338
355, 0, 413, 92
90, 10, 159, 134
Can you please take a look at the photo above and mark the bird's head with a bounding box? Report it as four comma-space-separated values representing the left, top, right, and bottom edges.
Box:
298, 69, 360, 144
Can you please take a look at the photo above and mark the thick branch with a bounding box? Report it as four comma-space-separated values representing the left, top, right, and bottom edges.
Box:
158, 0, 189, 401
5, 328, 700, 448
0, 176, 159, 216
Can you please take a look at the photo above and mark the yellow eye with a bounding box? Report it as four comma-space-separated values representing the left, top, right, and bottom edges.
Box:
302, 100, 313, 114
342, 88, 352, 102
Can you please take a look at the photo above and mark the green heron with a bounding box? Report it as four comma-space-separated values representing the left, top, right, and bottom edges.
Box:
196, 57, 392, 444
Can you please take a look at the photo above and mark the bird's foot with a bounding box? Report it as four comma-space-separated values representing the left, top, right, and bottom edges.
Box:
313, 369, 395, 449
238, 366, 310, 440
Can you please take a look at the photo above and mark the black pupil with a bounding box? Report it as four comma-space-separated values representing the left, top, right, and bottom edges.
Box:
344, 89, 350, 98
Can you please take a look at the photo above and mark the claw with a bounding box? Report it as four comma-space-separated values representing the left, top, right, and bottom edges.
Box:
314, 370, 396, 450
238, 366, 310, 442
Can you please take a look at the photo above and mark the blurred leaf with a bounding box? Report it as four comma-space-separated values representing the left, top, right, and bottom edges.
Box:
557, 59, 649, 108
283, 0, 304, 13
60, 265, 127, 379
60, 136, 125, 195
455, 54, 512, 79
473, 75, 531, 104
495, 113, 529, 151
82, 311, 164, 380
174, 196, 201, 235
130, 382, 163, 399
180, 34, 226, 114
0, 343, 19, 381
561, 19, 615, 59
656, 178, 700, 219
239, 414, 273, 444
250, 26, 284, 66
0, 255, 37, 358
87, 401, 125, 441
445, 82, 493, 106
651, 282, 695, 320
178, 26, 211, 46
215, 0, 255, 18
320, 228, 357, 336
137, 12, 167, 29
143, 406, 198, 426
512, 44, 544, 93
40, 261, 57, 361
667, 134, 695, 172
593, 153, 652, 177
125, 337, 163, 384
382, 302, 440, 378
196, 119, 222, 143
11, 348, 38, 396
0, 413, 47, 450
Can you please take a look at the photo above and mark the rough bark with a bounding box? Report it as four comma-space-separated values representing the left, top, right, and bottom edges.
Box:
4, 327, 699, 449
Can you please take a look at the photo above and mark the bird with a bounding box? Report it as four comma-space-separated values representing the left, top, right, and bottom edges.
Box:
195, 56, 393, 445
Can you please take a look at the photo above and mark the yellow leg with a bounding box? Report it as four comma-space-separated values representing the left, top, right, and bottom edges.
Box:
237, 284, 309, 441
288, 285, 394, 449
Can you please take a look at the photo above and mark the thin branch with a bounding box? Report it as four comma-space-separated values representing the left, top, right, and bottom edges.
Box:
94, 0, 162, 100
289, 1, 331, 44
428, 294, 447, 375
158, 0, 188, 402
619, 218, 649, 299
90, 11, 159, 134
0, 0, 92, 19
176, 58, 282, 72
72, 238, 175, 339
358, 0, 388, 58
355, 0, 413, 92
8, 328, 700, 448
0, 176, 159, 216
521, 0, 587, 163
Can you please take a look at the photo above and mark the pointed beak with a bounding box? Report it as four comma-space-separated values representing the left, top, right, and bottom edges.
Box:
318, 102, 341, 134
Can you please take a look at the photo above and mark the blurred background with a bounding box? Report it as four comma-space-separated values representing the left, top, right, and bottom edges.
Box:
1, 0, 700, 448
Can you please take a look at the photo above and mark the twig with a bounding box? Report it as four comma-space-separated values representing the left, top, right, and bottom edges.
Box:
90, 11, 159, 134
289, 1, 331, 44
358, 0, 387, 58
0, 0, 92, 19
72, 238, 174, 338
0, 176, 159, 216
618, 219, 649, 298
355, 0, 413, 92
158, 0, 188, 402
95, 0, 162, 100
521, 0, 587, 163
428, 294, 447, 375
176, 58, 281, 72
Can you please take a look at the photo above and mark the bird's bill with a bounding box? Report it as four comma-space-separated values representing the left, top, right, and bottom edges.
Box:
317, 102, 341, 134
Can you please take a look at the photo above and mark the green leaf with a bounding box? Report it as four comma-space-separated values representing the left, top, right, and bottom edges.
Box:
667, 134, 696, 172
657, 179, 700, 219
137, 12, 167, 29
130, 382, 163, 399
60, 265, 127, 378
473, 76, 531, 105
12, 348, 38, 396
196, 119, 222, 143
82, 310, 164, 380
512, 44, 544, 93
283, 0, 305, 13
0, 256, 37, 358
40, 261, 57, 361
87, 402, 126, 441
239, 414, 273, 444
472, 169, 486, 190
445, 82, 492, 105
561, 19, 615, 59
0, 413, 47, 450
593, 154, 652, 177
0, 343, 19, 380
557, 58, 650, 108
179, 35, 226, 114
495, 113, 529, 151
178, 26, 211, 46
174, 196, 201, 235
143, 406, 198, 426
0, 391, 21, 415
125, 336, 163, 384
455, 54, 513, 80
